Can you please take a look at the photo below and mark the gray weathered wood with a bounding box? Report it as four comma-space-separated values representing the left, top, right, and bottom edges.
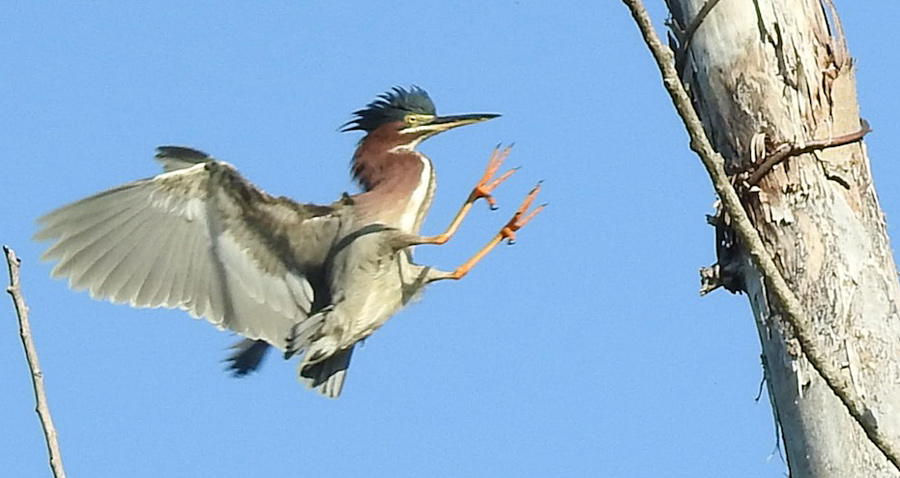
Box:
667, 1, 900, 476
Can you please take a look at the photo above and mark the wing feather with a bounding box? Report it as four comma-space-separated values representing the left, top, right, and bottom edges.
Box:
113, 218, 172, 306
35, 148, 344, 350
148, 212, 192, 305
87, 212, 157, 299
134, 212, 183, 306
39, 192, 142, 260
47, 194, 147, 280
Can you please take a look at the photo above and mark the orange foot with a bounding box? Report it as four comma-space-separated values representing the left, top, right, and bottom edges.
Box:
499, 182, 544, 245
469, 145, 518, 210
449, 182, 545, 279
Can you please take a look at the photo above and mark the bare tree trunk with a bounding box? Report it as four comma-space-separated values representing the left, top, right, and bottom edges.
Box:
663, 1, 900, 476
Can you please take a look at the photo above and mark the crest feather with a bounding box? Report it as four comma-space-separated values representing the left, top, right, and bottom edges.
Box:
341, 86, 436, 132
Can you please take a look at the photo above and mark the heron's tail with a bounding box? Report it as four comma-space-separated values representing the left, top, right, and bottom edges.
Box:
299, 346, 355, 398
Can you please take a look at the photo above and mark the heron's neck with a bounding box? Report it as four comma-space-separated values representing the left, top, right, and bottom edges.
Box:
351, 146, 435, 233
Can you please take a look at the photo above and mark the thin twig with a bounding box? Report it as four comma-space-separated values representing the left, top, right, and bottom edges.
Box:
745, 120, 871, 186
621, 0, 900, 471
4, 246, 67, 478
674, 0, 724, 70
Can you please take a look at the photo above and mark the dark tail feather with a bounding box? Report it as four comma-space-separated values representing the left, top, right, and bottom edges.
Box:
225, 339, 271, 376
299, 346, 354, 398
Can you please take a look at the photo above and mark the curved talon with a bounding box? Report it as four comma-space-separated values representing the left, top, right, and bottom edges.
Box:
473, 184, 499, 209
500, 225, 517, 245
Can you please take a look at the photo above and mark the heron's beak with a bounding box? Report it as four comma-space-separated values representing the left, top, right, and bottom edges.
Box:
402, 113, 500, 136
429, 113, 500, 129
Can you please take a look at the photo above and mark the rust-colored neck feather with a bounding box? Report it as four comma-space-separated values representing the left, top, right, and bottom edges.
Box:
350, 124, 435, 232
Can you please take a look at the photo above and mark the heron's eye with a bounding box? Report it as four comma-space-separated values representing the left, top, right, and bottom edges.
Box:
405, 114, 421, 125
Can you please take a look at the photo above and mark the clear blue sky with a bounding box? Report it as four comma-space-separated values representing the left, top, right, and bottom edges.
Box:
2, 2, 898, 477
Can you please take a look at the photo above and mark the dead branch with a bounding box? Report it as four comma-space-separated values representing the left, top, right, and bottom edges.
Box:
621, 0, 900, 471
4, 246, 67, 478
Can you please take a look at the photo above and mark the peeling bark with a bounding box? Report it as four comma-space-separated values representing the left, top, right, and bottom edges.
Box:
668, 1, 900, 476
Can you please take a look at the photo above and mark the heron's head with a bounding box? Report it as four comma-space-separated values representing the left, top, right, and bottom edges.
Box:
342, 86, 499, 151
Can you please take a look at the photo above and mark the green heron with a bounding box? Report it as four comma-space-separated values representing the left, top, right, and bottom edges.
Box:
35, 86, 542, 397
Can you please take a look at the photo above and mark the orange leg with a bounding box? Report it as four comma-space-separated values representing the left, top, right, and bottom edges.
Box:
445, 183, 544, 280
418, 146, 517, 245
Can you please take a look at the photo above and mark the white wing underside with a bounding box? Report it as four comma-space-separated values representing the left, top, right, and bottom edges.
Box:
35, 160, 336, 351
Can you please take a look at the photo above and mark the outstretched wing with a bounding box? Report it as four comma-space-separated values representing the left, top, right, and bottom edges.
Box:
35, 146, 344, 350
